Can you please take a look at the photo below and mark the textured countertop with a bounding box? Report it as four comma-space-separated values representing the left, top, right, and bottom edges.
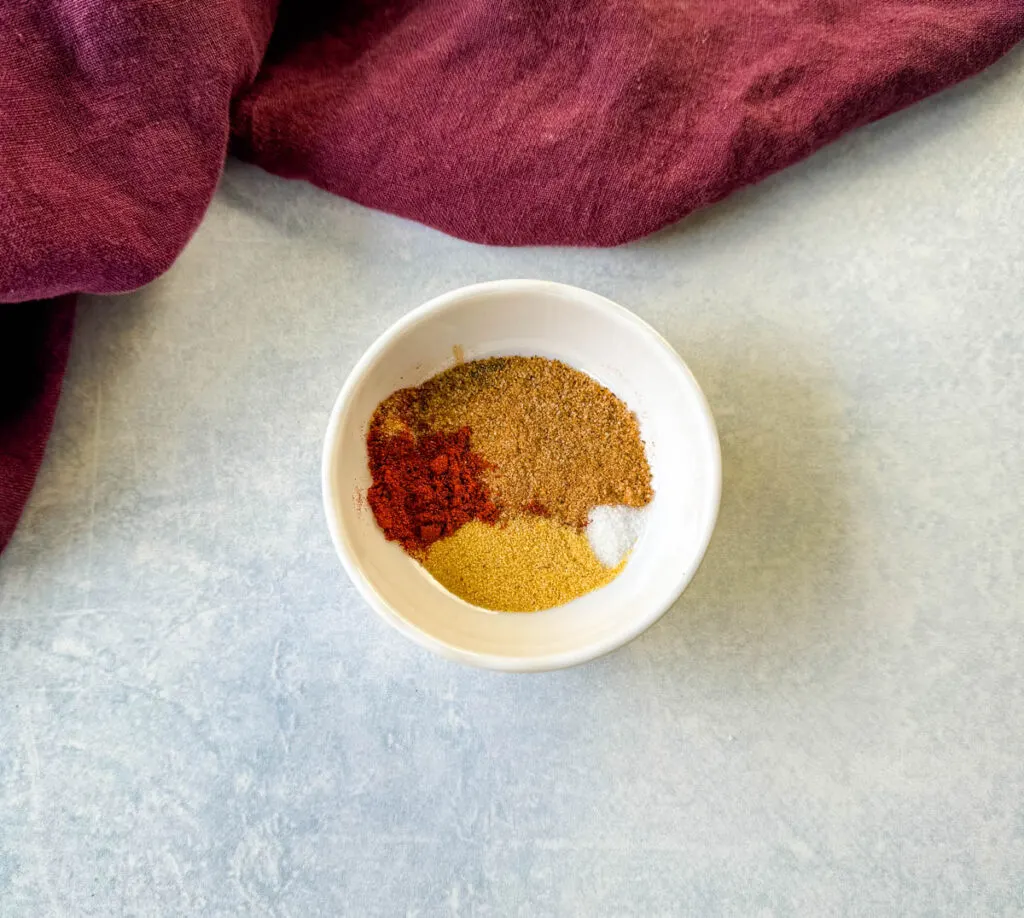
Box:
2, 48, 1023, 917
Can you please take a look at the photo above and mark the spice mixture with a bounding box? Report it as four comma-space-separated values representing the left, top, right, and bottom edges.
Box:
366, 356, 653, 612
373, 357, 652, 527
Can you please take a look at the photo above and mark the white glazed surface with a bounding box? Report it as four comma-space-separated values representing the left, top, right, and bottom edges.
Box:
322, 281, 721, 670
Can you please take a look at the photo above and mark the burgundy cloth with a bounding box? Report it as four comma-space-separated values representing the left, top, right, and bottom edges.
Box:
0, 300, 75, 551
1, 2, 1023, 552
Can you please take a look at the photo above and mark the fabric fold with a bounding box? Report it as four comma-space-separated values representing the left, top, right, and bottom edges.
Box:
230, 1, 1024, 245
0, 300, 76, 553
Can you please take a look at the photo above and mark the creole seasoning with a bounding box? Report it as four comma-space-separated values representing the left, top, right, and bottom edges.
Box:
365, 356, 653, 611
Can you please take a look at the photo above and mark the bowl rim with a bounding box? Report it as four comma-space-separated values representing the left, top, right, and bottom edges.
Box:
321, 279, 722, 672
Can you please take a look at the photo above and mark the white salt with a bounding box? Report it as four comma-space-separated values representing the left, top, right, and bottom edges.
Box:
586, 504, 649, 568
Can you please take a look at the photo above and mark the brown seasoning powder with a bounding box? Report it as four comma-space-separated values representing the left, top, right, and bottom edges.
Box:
373, 356, 652, 529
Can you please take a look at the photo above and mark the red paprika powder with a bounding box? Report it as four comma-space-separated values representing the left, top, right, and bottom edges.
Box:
366, 425, 499, 554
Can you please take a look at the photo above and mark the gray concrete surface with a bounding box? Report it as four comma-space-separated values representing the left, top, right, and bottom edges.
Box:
2, 47, 1023, 917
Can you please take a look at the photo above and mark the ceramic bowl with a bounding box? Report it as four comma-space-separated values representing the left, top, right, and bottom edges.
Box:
322, 280, 720, 671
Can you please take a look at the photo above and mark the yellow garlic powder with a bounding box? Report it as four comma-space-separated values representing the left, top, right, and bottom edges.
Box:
424, 517, 625, 613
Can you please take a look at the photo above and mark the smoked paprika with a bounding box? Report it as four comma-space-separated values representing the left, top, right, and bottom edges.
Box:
366, 425, 499, 555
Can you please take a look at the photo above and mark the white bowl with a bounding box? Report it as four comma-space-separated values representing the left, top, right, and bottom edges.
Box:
322, 280, 721, 671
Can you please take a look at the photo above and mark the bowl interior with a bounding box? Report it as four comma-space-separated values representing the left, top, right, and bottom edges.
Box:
323, 281, 720, 670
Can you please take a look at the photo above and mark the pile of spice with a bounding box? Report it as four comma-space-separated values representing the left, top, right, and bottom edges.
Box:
366, 356, 653, 612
